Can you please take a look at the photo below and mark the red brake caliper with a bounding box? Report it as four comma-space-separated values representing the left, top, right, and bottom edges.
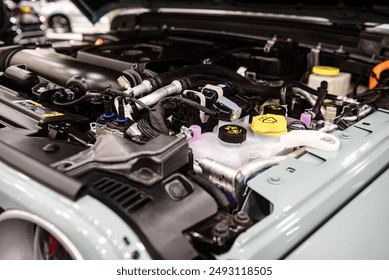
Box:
48, 234, 59, 257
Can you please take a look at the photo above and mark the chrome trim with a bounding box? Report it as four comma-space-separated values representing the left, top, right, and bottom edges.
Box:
158, 8, 331, 24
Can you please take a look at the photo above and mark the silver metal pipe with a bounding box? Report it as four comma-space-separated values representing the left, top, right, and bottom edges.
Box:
195, 148, 306, 198
129, 80, 153, 98
318, 123, 338, 133
343, 105, 373, 121
136, 80, 182, 109
197, 158, 237, 195
239, 148, 305, 182
280, 87, 287, 105
193, 161, 203, 175
239, 156, 288, 183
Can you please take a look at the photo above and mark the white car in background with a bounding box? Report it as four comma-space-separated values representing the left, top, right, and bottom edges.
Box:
20, 0, 110, 33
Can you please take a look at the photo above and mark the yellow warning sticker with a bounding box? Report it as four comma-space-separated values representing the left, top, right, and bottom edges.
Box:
224, 125, 243, 135
28, 100, 42, 106
42, 113, 64, 118
269, 105, 283, 111
13, 100, 64, 119
261, 116, 278, 124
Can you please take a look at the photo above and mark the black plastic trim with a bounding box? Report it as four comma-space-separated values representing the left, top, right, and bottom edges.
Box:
0, 140, 85, 200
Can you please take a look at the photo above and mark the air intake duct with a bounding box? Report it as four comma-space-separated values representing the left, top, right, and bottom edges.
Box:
3, 47, 149, 91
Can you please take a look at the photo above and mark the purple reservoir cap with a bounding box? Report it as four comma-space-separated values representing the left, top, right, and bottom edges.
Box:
300, 112, 312, 129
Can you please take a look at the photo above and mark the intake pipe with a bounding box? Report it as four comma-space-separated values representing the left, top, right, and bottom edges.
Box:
4, 48, 129, 91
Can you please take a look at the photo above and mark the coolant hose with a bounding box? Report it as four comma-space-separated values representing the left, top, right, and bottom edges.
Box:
369, 60, 389, 89
237, 82, 276, 97
189, 173, 231, 211
312, 81, 328, 117
280, 80, 337, 105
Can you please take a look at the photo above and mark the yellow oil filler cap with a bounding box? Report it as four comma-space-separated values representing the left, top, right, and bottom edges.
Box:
312, 66, 340, 76
251, 114, 288, 136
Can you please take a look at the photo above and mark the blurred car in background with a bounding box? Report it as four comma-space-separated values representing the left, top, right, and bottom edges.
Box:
1, 0, 45, 43
19, 0, 110, 33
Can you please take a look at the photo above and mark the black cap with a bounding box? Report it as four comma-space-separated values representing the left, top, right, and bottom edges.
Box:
263, 104, 287, 116
218, 125, 247, 144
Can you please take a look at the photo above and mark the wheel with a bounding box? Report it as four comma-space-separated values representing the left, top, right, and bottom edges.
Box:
49, 15, 71, 33
0, 210, 81, 260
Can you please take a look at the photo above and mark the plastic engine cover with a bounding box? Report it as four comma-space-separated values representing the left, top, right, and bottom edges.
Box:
82, 170, 218, 259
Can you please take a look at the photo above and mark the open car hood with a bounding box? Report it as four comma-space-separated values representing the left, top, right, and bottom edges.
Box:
71, 0, 389, 26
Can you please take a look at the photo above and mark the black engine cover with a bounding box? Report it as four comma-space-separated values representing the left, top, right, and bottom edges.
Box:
82, 170, 218, 259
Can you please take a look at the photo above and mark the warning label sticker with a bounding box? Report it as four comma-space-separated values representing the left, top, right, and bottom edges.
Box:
260, 116, 278, 124
13, 100, 64, 118
269, 105, 283, 111
224, 125, 243, 135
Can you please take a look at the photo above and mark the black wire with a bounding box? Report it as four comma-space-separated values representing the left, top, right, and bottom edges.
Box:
131, 98, 151, 111
52, 95, 88, 106
352, 69, 367, 98
356, 86, 389, 98
334, 105, 355, 124
149, 64, 250, 90
205, 46, 264, 64
137, 118, 160, 139
334, 98, 378, 124
288, 121, 308, 131
149, 96, 218, 135
168, 97, 217, 116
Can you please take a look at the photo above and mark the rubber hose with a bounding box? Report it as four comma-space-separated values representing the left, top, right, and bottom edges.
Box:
312, 81, 328, 117
150, 64, 250, 90
237, 82, 277, 97
369, 60, 389, 89
282, 80, 338, 100
189, 174, 231, 211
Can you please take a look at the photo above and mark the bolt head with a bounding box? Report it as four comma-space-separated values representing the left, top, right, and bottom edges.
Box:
212, 221, 230, 238
233, 212, 252, 227
340, 132, 351, 139
268, 176, 283, 185
132, 251, 140, 259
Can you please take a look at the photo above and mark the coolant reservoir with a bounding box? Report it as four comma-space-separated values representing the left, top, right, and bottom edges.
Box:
189, 124, 249, 169
248, 113, 340, 158
249, 114, 288, 158
308, 66, 351, 96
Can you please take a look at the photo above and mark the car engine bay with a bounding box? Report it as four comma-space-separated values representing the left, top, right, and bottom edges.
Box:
0, 29, 389, 259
